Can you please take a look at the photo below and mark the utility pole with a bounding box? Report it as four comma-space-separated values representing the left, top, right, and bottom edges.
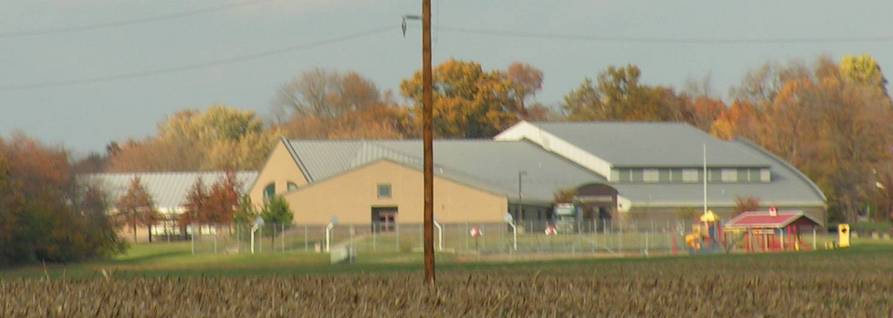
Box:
421, 0, 436, 285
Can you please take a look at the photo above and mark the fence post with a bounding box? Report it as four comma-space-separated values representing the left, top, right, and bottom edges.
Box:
395, 223, 400, 252
619, 221, 624, 256
303, 223, 309, 252
213, 225, 218, 254
191, 223, 196, 255
464, 222, 469, 251
372, 223, 377, 252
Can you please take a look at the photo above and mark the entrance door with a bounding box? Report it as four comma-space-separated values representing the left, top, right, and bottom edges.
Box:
372, 207, 398, 233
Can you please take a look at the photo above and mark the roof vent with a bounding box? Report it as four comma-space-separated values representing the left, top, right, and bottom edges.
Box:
769, 207, 778, 216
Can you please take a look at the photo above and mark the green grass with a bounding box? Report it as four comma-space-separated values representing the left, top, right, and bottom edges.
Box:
3, 237, 892, 279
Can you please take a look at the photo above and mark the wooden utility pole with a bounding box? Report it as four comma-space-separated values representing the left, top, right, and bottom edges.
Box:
421, 0, 435, 285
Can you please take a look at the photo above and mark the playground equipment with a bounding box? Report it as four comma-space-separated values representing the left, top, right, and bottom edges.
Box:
683, 210, 723, 254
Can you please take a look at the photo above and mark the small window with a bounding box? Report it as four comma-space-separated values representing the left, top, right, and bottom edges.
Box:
721, 169, 738, 183
709, 169, 722, 182
760, 169, 771, 182
610, 169, 620, 182
287, 182, 299, 192
669, 169, 683, 183
263, 183, 276, 202
643, 169, 659, 183
682, 169, 699, 183
630, 170, 644, 183
377, 183, 392, 198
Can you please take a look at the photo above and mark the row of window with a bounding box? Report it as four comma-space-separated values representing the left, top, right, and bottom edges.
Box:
611, 168, 771, 183
262, 182, 393, 201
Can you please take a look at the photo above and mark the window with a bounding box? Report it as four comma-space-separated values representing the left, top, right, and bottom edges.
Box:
377, 183, 392, 198
630, 170, 644, 183
643, 169, 659, 183
287, 182, 299, 192
659, 169, 670, 182
760, 169, 771, 182
721, 169, 738, 183
263, 183, 275, 202
610, 169, 620, 182
669, 169, 683, 183
709, 169, 722, 182
682, 169, 699, 183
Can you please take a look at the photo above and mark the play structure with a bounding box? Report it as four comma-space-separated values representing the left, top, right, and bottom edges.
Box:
723, 209, 822, 252
681, 209, 831, 254
683, 210, 724, 254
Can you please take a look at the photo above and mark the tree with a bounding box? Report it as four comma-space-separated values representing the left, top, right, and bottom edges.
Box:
0, 134, 123, 265
401, 59, 519, 138
723, 56, 893, 222
507, 62, 545, 119
734, 196, 761, 216
180, 177, 210, 230
115, 177, 160, 242
840, 54, 887, 94
206, 171, 242, 226
261, 195, 293, 226
562, 65, 686, 122
107, 105, 280, 172
275, 68, 382, 119
233, 195, 258, 226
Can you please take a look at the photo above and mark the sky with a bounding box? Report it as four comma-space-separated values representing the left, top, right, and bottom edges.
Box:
1, 0, 892, 154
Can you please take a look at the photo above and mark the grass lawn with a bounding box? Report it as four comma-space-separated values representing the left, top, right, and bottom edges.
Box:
3, 237, 892, 279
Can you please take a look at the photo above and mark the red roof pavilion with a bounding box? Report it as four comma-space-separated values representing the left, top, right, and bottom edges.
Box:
725, 211, 821, 230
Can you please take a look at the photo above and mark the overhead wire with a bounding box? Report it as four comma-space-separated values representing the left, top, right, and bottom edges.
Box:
0, 25, 397, 92
433, 25, 893, 44
0, 0, 276, 39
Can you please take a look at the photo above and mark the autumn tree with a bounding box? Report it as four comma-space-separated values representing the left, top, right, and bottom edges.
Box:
734, 196, 761, 216
840, 54, 887, 94
276, 69, 413, 139
206, 172, 242, 226
563, 65, 694, 122
261, 195, 293, 226
0, 134, 122, 265
401, 59, 521, 138
107, 105, 280, 172
723, 56, 893, 222
180, 178, 210, 229
115, 177, 160, 242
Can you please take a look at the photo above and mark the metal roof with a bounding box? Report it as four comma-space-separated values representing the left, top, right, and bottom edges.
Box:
531, 121, 772, 168
83, 172, 258, 212
286, 140, 606, 203
725, 211, 821, 229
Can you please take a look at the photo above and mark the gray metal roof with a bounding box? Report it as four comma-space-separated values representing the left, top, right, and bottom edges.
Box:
83, 172, 258, 211
532, 122, 772, 168
287, 140, 606, 203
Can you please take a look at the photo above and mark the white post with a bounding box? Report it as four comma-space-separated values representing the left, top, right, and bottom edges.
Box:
250, 224, 258, 254
508, 222, 518, 251
213, 225, 217, 254
812, 227, 817, 250
780, 230, 785, 251
325, 223, 334, 252
433, 221, 444, 251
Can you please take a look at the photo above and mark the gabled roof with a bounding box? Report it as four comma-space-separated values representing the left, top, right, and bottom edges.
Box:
498, 121, 771, 168
285, 139, 606, 203
725, 211, 822, 229
83, 172, 258, 211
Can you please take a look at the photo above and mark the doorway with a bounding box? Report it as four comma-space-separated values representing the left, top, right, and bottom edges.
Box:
372, 207, 398, 233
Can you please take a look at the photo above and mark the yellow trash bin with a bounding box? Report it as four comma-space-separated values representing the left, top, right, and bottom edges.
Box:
838, 224, 850, 248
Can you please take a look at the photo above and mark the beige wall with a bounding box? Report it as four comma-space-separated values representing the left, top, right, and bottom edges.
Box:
283, 160, 508, 225
248, 141, 309, 206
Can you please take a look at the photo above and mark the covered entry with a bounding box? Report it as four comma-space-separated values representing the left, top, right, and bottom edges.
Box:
560, 183, 619, 232
371, 206, 398, 233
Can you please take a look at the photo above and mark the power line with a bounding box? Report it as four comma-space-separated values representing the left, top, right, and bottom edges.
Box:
0, 26, 396, 92
0, 0, 276, 39
434, 26, 893, 44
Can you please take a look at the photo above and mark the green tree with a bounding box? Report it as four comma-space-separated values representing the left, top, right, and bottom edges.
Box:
261, 196, 293, 226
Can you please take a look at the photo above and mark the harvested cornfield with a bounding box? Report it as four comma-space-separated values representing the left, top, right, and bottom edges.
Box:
3, 246, 893, 316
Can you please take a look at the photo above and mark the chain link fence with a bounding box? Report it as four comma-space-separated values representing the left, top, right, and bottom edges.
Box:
183, 220, 720, 257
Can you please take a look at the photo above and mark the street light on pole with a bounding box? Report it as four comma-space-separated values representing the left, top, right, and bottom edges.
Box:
404, 0, 435, 285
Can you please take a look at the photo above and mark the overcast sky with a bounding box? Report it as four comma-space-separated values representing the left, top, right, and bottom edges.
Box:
1, 0, 891, 153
